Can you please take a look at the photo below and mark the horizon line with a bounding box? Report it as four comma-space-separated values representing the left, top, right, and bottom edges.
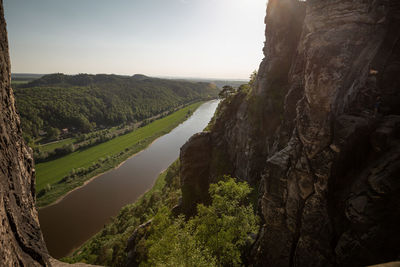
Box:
11, 72, 250, 81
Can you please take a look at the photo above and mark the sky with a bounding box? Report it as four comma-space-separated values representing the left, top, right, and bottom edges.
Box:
4, 0, 267, 79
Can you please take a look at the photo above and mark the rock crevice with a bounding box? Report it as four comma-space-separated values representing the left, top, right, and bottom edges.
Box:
178, 0, 400, 266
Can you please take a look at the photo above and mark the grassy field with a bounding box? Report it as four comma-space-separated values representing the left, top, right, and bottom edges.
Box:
12, 80, 30, 85
39, 138, 76, 152
37, 125, 122, 153
35, 102, 203, 207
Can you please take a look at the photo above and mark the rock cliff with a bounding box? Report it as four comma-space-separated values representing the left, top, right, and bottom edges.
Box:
0, 1, 49, 265
179, 0, 400, 266
0, 1, 100, 266
1, 0, 399, 266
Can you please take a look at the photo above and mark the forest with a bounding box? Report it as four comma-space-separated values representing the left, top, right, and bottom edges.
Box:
14, 73, 219, 142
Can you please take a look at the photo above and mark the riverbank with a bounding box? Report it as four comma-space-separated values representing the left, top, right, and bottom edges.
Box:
36, 101, 205, 207
62, 160, 181, 265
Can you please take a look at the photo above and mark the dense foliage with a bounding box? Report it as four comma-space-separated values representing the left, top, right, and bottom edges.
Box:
64, 163, 259, 267
144, 176, 259, 267
14, 73, 218, 139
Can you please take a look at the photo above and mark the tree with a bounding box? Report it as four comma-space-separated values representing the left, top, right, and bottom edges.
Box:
46, 127, 60, 140
190, 176, 259, 266
144, 208, 217, 267
72, 115, 93, 133
144, 176, 259, 267
15, 73, 219, 141
238, 84, 250, 94
218, 85, 235, 98
249, 70, 257, 88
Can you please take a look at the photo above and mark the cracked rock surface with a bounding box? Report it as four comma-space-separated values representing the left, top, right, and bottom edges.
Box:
0, 1, 99, 266
178, 0, 400, 266
0, 1, 49, 265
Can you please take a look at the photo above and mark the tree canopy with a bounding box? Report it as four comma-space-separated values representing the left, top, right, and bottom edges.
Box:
14, 73, 219, 139
218, 85, 235, 98
144, 176, 259, 266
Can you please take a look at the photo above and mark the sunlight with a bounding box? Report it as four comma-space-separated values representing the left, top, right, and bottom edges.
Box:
4, 0, 268, 79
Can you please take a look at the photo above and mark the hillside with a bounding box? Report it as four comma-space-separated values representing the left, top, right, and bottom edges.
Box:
14, 73, 218, 139
1, 0, 400, 267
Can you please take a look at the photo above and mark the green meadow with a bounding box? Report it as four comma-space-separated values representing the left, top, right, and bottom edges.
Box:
39, 138, 76, 153
36, 102, 203, 207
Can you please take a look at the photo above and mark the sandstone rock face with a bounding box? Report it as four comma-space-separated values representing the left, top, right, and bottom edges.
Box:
0, 1, 50, 265
0, 2, 99, 266
179, 132, 212, 215
179, 0, 400, 266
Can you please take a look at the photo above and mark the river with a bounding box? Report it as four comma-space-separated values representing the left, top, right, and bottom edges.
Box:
38, 100, 220, 259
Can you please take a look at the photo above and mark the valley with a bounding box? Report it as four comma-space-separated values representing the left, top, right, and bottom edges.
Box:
35, 102, 205, 207
38, 100, 220, 259
1, 0, 399, 266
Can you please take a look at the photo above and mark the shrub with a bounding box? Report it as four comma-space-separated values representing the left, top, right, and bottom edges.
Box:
144, 176, 259, 267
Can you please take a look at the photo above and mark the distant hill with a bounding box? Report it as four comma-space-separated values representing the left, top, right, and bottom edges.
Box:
184, 79, 247, 89
12, 73, 45, 82
11, 73, 46, 86
160, 77, 248, 89
14, 73, 219, 139
131, 74, 150, 80
11, 73, 246, 88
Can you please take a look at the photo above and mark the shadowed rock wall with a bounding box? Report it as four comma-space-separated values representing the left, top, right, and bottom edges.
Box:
255, 1, 400, 266
178, 0, 400, 266
0, 0, 50, 265
0, 2, 102, 265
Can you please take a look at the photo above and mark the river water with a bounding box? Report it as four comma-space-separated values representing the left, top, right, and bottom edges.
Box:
38, 100, 220, 259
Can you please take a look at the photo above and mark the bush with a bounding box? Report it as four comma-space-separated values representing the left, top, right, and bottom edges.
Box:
46, 127, 60, 140
144, 176, 259, 266
55, 144, 75, 155
144, 209, 216, 267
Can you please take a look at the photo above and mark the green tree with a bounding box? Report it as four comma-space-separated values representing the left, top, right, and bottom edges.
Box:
46, 127, 60, 140
190, 176, 259, 266
249, 70, 257, 88
145, 176, 259, 267
72, 115, 93, 133
144, 208, 217, 267
218, 85, 235, 99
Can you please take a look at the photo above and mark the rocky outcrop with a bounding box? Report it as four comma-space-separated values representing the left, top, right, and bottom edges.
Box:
179, 132, 213, 215
0, 1, 101, 266
125, 220, 152, 267
179, 0, 400, 266
0, 1, 50, 265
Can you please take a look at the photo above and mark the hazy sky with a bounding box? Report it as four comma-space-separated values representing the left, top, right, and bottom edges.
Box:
4, 0, 267, 79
